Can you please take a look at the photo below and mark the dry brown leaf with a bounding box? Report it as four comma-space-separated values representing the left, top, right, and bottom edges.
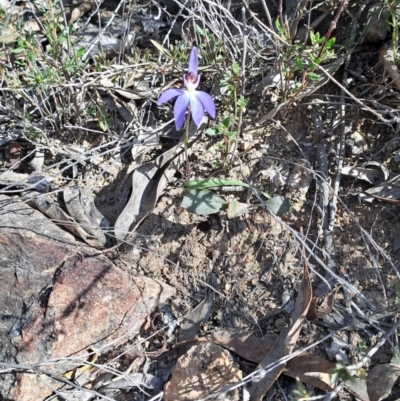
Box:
0, 27, 18, 44
114, 119, 206, 240
308, 297, 319, 320
307, 287, 338, 319
346, 378, 371, 401
248, 265, 312, 400
64, 186, 109, 248
211, 328, 333, 392
70, 1, 93, 24
23, 14, 64, 33
5, 141, 21, 169
99, 79, 148, 100
26, 194, 105, 248
211, 329, 370, 399
114, 142, 183, 240
361, 174, 400, 204
367, 363, 400, 401
341, 164, 389, 185
178, 292, 214, 356
211, 330, 276, 367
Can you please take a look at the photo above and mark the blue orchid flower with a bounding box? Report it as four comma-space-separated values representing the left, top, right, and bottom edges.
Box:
157, 47, 216, 130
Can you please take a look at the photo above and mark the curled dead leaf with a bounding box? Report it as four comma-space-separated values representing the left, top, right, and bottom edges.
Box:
249, 265, 312, 400
115, 119, 206, 240
367, 363, 400, 401
307, 287, 338, 319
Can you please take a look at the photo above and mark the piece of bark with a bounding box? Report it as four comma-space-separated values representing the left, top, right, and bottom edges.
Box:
0, 195, 175, 401
164, 342, 242, 401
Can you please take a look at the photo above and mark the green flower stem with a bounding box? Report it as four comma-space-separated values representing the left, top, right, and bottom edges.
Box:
184, 113, 190, 176
389, 0, 399, 62
233, 88, 237, 120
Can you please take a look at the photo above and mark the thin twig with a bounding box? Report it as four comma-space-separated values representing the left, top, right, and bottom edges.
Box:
317, 63, 400, 125
259, 0, 273, 28
229, 7, 247, 165
312, 109, 336, 288
317, 0, 348, 59
289, 0, 310, 41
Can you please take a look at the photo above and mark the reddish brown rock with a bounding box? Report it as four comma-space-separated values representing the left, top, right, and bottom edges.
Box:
0, 196, 175, 401
164, 342, 242, 401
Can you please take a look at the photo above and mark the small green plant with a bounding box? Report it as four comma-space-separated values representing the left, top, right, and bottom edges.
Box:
151, 39, 192, 70
39, 1, 68, 60
9, 29, 38, 66
290, 381, 312, 401
205, 117, 237, 169
356, 339, 368, 359
274, 18, 337, 101
85, 103, 110, 132
387, 0, 400, 62
220, 62, 245, 119
395, 281, 400, 308
330, 362, 366, 385
205, 61, 246, 169
23, 64, 60, 87
196, 24, 226, 65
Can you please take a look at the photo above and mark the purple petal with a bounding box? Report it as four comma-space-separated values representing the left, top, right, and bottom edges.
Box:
189, 93, 205, 126
188, 47, 198, 75
174, 92, 190, 130
157, 88, 185, 105
195, 91, 215, 118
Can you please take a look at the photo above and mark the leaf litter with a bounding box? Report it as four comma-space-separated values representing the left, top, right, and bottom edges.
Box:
248, 260, 313, 400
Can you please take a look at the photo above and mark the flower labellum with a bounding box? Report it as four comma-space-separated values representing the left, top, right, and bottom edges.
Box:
157, 47, 216, 130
